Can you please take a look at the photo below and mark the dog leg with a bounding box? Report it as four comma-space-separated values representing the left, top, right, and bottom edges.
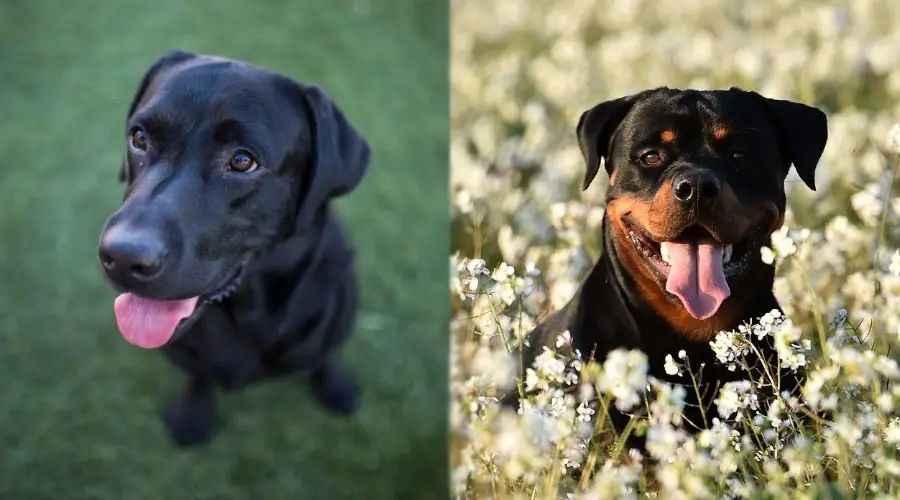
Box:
163, 377, 217, 446
309, 357, 359, 415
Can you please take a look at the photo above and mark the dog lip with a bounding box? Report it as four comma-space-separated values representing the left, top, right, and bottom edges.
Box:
620, 218, 723, 245
673, 225, 717, 243
200, 263, 247, 304
621, 218, 669, 276
165, 259, 251, 343
200, 251, 256, 301
621, 216, 663, 244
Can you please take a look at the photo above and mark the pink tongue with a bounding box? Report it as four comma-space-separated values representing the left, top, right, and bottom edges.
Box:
113, 293, 199, 349
662, 240, 730, 320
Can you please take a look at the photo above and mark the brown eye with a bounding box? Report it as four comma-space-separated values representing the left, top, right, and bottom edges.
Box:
130, 128, 148, 150
228, 151, 258, 173
640, 150, 662, 166
731, 150, 748, 163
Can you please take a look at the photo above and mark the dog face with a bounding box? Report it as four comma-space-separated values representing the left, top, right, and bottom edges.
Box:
577, 87, 827, 338
97, 50, 370, 349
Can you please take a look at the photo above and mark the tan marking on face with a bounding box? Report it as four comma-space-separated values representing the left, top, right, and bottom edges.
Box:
605, 181, 784, 342
660, 129, 677, 144
609, 169, 618, 186
606, 196, 745, 341
712, 126, 728, 140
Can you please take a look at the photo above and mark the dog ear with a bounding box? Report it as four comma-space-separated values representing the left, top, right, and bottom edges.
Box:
119, 49, 198, 183
294, 84, 371, 228
576, 95, 638, 190
758, 95, 828, 191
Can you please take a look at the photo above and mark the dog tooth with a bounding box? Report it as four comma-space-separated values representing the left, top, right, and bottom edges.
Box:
660, 242, 670, 264
723, 244, 733, 263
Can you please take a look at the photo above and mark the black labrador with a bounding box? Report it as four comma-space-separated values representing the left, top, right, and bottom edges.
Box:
97, 50, 370, 446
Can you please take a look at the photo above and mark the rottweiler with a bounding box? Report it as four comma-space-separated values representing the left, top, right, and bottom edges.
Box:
97, 50, 370, 446
513, 87, 827, 444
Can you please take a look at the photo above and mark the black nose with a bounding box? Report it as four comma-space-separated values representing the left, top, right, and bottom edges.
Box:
98, 225, 168, 285
673, 170, 722, 207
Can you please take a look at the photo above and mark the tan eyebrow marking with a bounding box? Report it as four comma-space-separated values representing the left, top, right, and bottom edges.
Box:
660, 129, 677, 144
713, 126, 729, 140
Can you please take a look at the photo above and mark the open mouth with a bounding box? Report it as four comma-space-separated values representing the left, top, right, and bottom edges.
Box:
112, 258, 251, 350
624, 222, 757, 278
622, 218, 760, 320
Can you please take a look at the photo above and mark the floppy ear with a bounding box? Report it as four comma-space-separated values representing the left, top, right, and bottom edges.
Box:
576, 95, 639, 190
294, 84, 371, 228
758, 95, 828, 191
118, 49, 198, 183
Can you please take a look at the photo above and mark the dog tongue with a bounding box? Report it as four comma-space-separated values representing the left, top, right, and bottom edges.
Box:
113, 293, 199, 349
662, 240, 730, 320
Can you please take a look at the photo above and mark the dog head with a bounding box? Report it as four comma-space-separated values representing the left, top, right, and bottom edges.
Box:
578, 87, 826, 338
98, 50, 370, 348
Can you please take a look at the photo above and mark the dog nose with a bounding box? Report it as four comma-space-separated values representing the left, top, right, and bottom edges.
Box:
98, 226, 168, 283
673, 171, 721, 207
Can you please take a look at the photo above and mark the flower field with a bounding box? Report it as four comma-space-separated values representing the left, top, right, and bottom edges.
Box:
450, 1, 900, 497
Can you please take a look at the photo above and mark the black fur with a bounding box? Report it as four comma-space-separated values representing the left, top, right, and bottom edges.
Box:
98, 50, 370, 446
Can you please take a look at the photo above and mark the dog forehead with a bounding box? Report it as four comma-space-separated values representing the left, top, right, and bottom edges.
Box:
136, 61, 308, 144
622, 89, 770, 141
154, 63, 278, 114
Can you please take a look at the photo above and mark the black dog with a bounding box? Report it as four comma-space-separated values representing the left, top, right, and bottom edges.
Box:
97, 50, 370, 446
514, 87, 827, 443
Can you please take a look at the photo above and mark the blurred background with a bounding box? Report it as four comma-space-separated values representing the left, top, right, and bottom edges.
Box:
451, 1, 900, 494
0, 1, 447, 499
451, 0, 900, 334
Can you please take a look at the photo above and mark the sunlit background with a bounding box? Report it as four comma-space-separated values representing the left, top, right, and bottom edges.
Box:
451, 1, 900, 497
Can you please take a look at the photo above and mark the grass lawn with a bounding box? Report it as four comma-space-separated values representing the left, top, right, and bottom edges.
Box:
0, 1, 448, 498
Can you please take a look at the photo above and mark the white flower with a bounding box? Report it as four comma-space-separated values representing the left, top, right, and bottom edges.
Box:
454, 189, 475, 215
715, 380, 758, 419
891, 250, 900, 277
875, 355, 900, 380
582, 461, 641, 500
769, 225, 797, 261
649, 379, 686, 427
760, 246, 776, 265
596, 349, 649, 412
524, 347, 571, 392
533, 347, 566, 375
772, 315, 808, 371
646, 423, 689, 463
887, 122, 900, 153
465, 258, 489, 277
710, 330, 751, 371
491, 261, 515, 282
850, 183, 884, 227
885, 419, 900, 447
664, 354, 683, 377
575, 401, 595, 422
804, 365, 839, 410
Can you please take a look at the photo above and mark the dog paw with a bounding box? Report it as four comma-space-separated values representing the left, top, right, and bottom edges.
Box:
310, 363, 359, 416
163, 382, 217, 447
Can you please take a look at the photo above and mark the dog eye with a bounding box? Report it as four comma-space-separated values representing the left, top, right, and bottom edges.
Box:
228, 151, 258, 173
130, 128, 149, 151
640, 150, 663, 166
731, 150, 748, 163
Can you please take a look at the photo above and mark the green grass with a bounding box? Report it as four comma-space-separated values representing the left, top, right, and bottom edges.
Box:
0, 1, 448, 498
